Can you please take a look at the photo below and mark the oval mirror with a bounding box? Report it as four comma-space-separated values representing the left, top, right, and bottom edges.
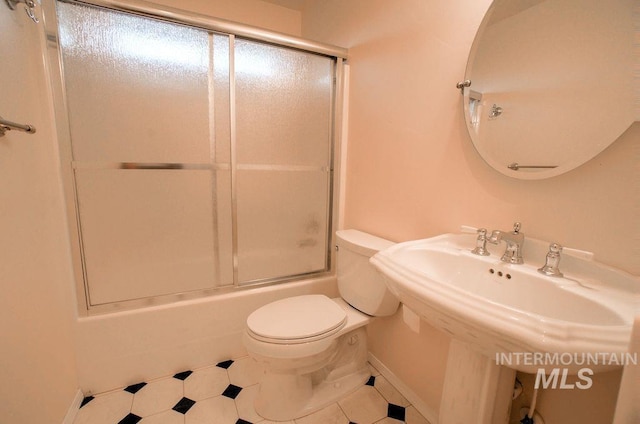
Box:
463, 0, 636, 179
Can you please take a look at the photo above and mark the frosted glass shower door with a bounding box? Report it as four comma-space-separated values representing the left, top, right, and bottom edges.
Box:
55, 1, 338, 307
57, 2, 232, 305
235, 39, 334, 283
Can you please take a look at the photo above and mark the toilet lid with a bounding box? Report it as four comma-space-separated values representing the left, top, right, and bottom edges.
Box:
247, 295, 347, 343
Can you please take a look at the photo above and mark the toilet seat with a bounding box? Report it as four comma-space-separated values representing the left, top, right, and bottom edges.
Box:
246, 295, 347, 344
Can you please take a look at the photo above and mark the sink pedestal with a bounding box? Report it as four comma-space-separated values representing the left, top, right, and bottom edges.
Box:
440, 340, 515, 424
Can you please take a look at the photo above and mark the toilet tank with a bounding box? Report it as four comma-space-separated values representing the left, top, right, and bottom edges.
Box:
336, 229, 399, 316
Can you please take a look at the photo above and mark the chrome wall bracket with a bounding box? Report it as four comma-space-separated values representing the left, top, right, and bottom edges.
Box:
5, 0, 39, 23
456, 80, 471, 94
489, 104, 503, 118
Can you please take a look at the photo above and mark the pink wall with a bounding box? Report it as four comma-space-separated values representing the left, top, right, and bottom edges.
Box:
302, 0, 638, 422
153, 0, 302, 36
303, 0, 637, 275
1, 7, 79, 424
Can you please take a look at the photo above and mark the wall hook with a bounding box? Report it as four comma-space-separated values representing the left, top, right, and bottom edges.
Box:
5, 0, 39, 23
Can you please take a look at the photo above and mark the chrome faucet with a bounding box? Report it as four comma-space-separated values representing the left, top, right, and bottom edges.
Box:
538, 243, 563, 277
488, 222, 525, 264
471, 228, 490, 256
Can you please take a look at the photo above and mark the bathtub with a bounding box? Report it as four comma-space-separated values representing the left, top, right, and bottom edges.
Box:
75, 276, 337, 394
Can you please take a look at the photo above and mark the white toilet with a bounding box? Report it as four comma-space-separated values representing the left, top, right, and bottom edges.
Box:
243, 229, 399, 421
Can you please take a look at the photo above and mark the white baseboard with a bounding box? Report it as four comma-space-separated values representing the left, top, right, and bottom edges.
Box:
368, 353, 439, 424
62, 389, 83, 424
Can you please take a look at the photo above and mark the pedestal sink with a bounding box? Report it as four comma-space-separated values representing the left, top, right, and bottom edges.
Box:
370, 231, 639, 424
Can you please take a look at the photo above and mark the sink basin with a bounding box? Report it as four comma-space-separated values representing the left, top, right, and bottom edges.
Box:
371, 233, 639, 373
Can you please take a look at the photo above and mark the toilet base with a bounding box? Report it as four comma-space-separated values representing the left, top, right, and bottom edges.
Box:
255, 366, 370, 421
253, 327, 369, 421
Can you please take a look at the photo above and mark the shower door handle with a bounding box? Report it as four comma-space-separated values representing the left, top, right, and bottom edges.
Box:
119, 163, 184, 170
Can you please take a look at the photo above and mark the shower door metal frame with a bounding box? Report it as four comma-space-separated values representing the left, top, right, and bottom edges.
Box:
42, 0, 348, 315
52, 0, 349, 59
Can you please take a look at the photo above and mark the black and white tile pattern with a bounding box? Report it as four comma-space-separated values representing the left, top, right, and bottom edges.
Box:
74, 357, 431, 424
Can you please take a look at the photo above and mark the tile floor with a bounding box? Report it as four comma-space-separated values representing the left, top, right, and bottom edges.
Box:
73, 357, 431, 424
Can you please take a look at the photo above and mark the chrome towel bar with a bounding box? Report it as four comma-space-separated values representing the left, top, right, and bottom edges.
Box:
508, 163, 557, 171
0, 115, 36, 137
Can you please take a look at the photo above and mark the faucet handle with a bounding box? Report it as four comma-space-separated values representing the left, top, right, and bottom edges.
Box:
548, 242, 562, 254
512, 222, 522, 234
538, 242, 564, 277
471, 228, 490, 256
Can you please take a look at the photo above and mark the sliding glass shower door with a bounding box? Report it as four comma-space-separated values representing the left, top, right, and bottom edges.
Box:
234, 40, 333, 284
55, 1, 335, 308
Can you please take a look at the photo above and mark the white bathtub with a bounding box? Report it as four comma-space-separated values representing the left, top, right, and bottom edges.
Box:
75, 276, 337, 394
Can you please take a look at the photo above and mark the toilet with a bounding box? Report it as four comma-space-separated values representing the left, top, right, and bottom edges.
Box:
243, 229, 399, 421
